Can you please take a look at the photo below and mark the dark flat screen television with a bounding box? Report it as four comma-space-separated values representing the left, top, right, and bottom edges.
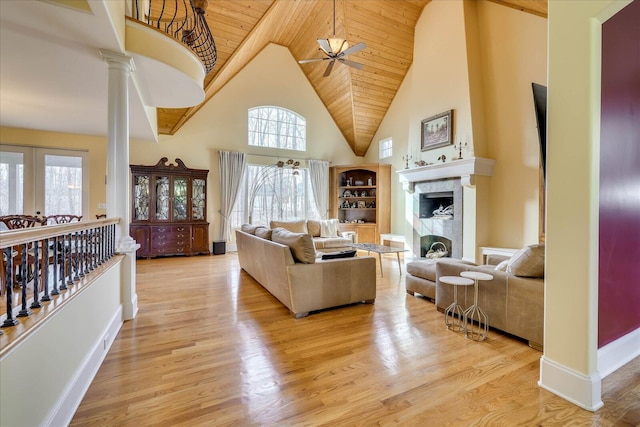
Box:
531, 82, 547, 179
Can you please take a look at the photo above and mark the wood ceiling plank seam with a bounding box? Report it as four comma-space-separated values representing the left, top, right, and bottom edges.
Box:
286, 0, 330, 51
206, 1, 272, 22
347, 20, 416, 43
352, 77, 403, 92
346, 4, 418, 38
166, 0, 286, 135
348, 1, 422, 27
343, 0, 362, 154
347, 1, 422, 33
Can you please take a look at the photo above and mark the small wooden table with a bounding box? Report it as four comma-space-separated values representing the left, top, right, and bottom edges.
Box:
348, 243, 407, 277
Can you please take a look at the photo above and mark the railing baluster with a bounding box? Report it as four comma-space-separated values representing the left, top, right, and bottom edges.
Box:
63, 233, 71, 289
30, 239, 42, 309
41, 237, 51, 302
17, 243, 32, 317
2, 247, 19, 327
52, 235, 60, 296
74, 231, 80, 281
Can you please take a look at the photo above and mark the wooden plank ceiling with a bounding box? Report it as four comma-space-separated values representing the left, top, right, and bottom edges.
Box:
158, 0, 547, 156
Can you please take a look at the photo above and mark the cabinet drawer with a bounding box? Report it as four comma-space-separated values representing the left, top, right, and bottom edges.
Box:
151, 225, 190, 234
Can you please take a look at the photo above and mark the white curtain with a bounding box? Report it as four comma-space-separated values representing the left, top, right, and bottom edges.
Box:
308, 159, 329, 219
218, 151, 246, 241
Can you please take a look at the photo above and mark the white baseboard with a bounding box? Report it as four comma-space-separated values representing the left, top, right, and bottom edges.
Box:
538, 355, 604, 411
46, 306, 123, 426
598, 327, 640, 378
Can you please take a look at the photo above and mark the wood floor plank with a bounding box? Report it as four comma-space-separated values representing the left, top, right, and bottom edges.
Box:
70, 253, 640, 426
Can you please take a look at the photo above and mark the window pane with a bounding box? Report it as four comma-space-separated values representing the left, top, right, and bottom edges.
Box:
44, 154, 82, 216
248, 106, 306, 151
0, 151, 24, 215
380, 138, 392, 159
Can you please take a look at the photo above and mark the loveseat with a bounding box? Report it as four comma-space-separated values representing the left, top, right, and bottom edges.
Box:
269, 219, 355, 251
236, 227, 376, 318
406, 245, 545, 348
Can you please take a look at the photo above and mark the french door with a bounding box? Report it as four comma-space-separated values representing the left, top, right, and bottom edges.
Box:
0, 145, 88, 218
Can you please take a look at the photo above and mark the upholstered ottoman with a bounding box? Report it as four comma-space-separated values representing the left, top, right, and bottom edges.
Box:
406, 258, 474, 301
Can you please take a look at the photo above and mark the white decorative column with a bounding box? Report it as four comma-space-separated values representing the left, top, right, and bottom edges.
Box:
100, 49, 140, 320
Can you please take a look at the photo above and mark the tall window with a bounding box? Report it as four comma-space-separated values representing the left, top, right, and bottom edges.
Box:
248, 106, 306, 151
379, 137, 393, 159
230, 164, 319, 227
0, 146, 88, 217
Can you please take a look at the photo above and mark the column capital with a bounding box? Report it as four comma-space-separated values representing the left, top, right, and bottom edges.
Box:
99, 49, 136, 72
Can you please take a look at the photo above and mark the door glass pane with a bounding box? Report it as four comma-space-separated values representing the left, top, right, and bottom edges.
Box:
192, 178, 205, 220
44, 154, 82, 216
156, 176, 170, 220
134, 175, 150, 220
0, 151, 24, 215
173, 177, 187, 220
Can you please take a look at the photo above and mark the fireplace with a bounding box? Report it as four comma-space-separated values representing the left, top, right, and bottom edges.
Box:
397, 157, 496, 262
412, 178, 463, 259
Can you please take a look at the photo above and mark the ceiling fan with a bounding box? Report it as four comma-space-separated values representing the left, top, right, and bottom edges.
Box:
298, 0, 366, 77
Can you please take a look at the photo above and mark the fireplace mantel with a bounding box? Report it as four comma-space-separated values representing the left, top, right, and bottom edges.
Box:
397, 157, 495, 192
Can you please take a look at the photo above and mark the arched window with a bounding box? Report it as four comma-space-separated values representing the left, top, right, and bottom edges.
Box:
248, 106, 306, 151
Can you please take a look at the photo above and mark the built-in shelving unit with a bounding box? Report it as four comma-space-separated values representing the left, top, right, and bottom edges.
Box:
329, 164, 390, 244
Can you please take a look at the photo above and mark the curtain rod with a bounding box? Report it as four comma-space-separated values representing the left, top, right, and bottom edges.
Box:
246, 152, 331, 163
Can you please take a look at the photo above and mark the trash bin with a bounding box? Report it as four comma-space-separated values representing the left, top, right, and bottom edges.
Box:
212, 240, 226, 255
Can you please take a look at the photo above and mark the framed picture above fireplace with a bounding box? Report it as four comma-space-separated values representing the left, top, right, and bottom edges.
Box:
421, 109, 453, 151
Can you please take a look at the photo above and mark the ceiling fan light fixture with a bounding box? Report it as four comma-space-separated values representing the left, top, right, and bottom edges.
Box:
326, 37, 349, 55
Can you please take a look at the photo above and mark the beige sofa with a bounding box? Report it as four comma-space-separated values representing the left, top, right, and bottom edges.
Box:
406, 245, 545, 348
236, 228, 376, 318
270, 219, 355, 251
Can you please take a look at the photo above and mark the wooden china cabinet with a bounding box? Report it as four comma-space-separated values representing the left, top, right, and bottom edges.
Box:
329, 164, 391, 244
130, 158, 210, 258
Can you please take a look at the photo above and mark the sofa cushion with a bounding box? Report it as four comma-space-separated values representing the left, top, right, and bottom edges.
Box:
254, 227, 272, 240
272, 227, 316, 264
321, 249, 357, 260
270, 219, 308, 234
306, 219, 321, 237
406, 259, 439, 282
314, 237, 353, 249
320, 219, 339, 237
240, 223, 261, 235
506, 244, 545, 278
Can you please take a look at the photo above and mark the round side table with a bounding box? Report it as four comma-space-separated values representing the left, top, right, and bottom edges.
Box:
460, 271, 494, 341
439, 275, 474, 332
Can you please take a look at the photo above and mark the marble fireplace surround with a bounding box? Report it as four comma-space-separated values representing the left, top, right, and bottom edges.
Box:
397, 158, 495, 258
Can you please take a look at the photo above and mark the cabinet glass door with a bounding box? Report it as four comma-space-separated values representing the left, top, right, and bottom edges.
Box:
155, 176, 170, 220
192, 178, 206, 220
133, 175, 150, 220
173, 177, 188, 220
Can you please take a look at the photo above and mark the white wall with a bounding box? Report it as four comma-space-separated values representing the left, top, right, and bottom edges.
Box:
130, 43, 362, 242
0, 259, 123, 427
365, 0, 547, 258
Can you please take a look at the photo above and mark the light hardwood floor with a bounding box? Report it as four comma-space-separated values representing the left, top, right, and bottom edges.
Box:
72, 253, 640, 426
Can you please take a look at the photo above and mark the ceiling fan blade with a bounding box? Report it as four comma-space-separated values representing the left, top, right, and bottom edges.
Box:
323, 60, 336, 77
317, 38, 333, 55
298, 58, 327, 64
339, 58, 364, 70
339, 42, 366, 57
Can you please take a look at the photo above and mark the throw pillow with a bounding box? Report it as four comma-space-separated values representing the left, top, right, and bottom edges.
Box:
271, 227, 316, 264
306, 219, 321, 237
320, 219, 339, 238
240, 223, 260, 235
269, 219, 308, 234
254, 227, 272, 240
506, 244, 545, 278
495, 260, 509, 272
321, 249, 357, 260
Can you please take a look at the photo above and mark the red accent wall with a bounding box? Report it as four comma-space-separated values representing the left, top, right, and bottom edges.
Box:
598, 0, 640, 348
